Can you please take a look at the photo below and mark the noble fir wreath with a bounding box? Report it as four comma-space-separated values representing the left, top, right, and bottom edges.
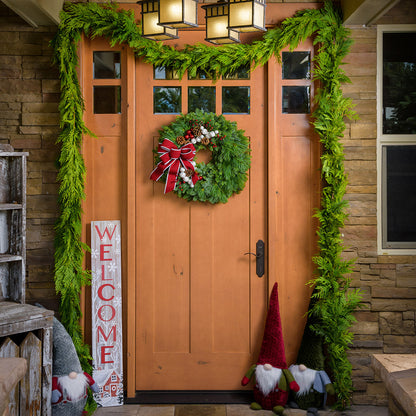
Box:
150, 110, 251, 204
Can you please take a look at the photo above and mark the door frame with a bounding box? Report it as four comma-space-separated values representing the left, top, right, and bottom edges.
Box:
79, 2, 321, 398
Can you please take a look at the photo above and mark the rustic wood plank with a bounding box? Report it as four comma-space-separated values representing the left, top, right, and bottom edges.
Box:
0, 203, 23, 210
20, 332, 42, 416
0, 338, 20, 416
41, 326, 52, 416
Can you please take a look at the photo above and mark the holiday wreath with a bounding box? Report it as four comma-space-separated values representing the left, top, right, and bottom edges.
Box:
150, 110, 251, 204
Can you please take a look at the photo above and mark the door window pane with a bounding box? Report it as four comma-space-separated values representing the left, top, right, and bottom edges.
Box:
188, 69, 214, 80
383, 32, 416, 134
383, 145, 416, 247
93, 86, 121, 114
222, 86, 250, 114
188, 87, 215, 112
223, 64, 250, 80
154, 87, 181, 113
154, 66, 180, 80
282, 52, 310, 79
93, 52, 121, 79
282, 86, 310, 114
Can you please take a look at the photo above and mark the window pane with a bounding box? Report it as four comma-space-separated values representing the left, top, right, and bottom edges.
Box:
383, 32, 416, 134
93, 86, 121, 114
154, 87, 181, 113
282, 86, 310, 114
222, 86, 250, 114
154, 66, 180, 80
93, 52, 121, 79
384, 146, 416, 246
282, 52, 310, 79
188, 87, 216, 112
188, 69, 213, 80
223, 64, 250, 80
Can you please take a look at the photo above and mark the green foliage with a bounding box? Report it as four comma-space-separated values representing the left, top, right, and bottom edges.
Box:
53, 0, 360, 409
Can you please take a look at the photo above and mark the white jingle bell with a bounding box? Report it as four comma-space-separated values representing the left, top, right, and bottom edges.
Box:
196, 137, 201, 142
180, 167, 185, 172
180, 172, 186, 178
210, 131, 215, 137
191, 139, 196, 144
214, 130, 219, 135
199, 135, 204, 140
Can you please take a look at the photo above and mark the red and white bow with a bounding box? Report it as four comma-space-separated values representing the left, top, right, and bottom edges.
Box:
150, 139, 199, 193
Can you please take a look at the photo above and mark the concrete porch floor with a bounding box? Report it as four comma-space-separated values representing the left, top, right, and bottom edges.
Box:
93, 404, 389, 416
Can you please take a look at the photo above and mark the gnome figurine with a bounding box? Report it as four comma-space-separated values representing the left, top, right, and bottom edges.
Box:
52, 317, 99, 415
241, 283, 300, 415
288, 364, 334, 416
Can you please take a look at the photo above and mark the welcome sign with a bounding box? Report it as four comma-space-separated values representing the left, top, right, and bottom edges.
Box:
91, 220, 123, 406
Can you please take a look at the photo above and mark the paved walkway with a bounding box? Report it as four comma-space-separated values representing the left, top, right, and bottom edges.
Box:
93, 404, 389, 415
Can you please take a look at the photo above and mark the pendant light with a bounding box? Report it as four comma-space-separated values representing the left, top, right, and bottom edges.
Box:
158, 0, 198, 28
202, 1, 240, 45
138, 0, 178, 40
228, 0, 266, 32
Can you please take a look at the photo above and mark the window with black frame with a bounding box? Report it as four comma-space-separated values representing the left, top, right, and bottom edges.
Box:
381, 31, 416, 250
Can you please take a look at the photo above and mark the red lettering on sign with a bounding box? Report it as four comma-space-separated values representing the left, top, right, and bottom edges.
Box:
97, 326, 117, 342
101, 264, 112, 281
98, 284, 115, 301
100, 244, 112, 261
98, 305, 116, 322
101, 345, 114, 364
95, 225, 117, 241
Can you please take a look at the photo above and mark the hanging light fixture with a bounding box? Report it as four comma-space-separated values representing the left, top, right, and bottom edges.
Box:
138, 0, 178, 40
158, 0, 198, 29
202, 1, 240, 44
228, 0, 266, 32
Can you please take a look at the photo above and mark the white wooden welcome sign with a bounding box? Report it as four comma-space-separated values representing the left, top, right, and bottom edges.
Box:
91, 220, 124, 406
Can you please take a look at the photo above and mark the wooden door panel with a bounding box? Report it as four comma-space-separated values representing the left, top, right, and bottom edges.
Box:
135, 32, 267, 389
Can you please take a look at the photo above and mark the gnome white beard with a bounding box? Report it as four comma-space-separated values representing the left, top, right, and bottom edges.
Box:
289, 365, 317, 396
255, 365, 282, 397
59, 372, 88, 401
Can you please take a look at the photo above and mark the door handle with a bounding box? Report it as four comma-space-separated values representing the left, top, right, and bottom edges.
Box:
244, 239, 264, 278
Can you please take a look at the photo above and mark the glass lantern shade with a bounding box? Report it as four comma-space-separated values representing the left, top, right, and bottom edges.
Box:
202, 2, 240, 45
158, 0, 198, 28
228, 0, 266, 32
139, 0, 178, 40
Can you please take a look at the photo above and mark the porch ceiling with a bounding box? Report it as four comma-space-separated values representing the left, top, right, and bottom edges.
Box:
341, 0, 401, 25
0, 0, 403, 28
1, 0, 63, 27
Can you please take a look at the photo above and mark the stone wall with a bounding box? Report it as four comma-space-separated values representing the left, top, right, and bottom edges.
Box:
0, 3, 60, 311
343, 0, 416, 405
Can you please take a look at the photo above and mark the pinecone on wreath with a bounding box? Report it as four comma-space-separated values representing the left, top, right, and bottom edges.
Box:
177, 136, 188, 145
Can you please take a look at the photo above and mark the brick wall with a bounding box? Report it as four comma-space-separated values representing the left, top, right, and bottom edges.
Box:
0, 3, 60, 311
343, 0, 416, 405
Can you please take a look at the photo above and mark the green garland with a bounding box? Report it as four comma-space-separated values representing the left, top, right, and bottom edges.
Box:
151, 110, 251, 203
51, 1, 361, 409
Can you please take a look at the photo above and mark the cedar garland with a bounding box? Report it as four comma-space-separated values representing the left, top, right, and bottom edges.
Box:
51, 1, 361, 409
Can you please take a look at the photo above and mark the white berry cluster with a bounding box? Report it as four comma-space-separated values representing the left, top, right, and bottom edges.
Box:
179, 161, 197, 188
190, 125, 219, 144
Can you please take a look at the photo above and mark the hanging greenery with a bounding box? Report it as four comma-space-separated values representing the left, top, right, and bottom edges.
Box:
51, 0, 361, 409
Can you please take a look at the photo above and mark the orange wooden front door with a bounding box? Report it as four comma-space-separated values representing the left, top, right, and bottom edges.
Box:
80, 3, 320, 395
134, 30, 319, 391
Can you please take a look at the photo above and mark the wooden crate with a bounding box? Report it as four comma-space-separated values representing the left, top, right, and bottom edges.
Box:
0, 302, 53, 416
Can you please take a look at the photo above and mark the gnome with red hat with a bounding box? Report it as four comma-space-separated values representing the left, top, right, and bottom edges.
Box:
241, 283, 299, 415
